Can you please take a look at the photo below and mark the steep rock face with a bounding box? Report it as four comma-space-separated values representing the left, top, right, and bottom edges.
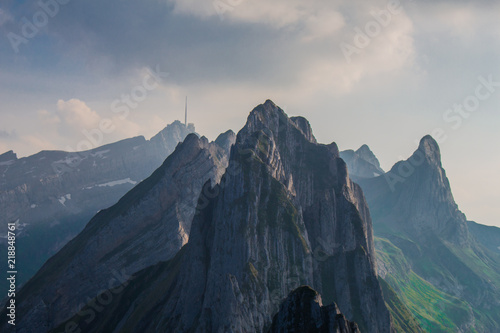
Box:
361, 135, 468, 244
269, 286, 360, 333
7, 133, 234, 333
61, 100, 392, 332
360, 136, 500, 332
340, 145, 384, 180
0, 121, 196, 291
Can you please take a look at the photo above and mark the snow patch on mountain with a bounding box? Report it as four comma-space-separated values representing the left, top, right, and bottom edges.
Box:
58, 194, 71, 206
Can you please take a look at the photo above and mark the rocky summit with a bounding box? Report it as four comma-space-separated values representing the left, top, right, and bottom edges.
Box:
31, 100, 394, 333
4, 100, 500, 333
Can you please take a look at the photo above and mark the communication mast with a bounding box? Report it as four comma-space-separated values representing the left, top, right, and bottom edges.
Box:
184, 96, 188, 127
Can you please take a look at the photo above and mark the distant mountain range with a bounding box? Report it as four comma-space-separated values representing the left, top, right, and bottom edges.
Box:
0, 120, 195, 292
2, 100, 500, 332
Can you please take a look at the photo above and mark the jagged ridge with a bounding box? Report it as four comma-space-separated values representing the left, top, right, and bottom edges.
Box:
5, 132, 234, 332
49, 100, 394, 332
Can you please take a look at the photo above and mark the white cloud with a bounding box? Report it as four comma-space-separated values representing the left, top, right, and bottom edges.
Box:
56, 99, 101, 129
37, 99, 142, 152
169, 0, 346, 35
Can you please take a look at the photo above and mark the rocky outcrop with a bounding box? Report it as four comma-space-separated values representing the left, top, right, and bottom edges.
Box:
290, 116, 317, 143
269, 286, 360, 333
6, 133, 233, 333
50, 100, 392, 333
340, 145, 384, 180
0, 120, 196, 291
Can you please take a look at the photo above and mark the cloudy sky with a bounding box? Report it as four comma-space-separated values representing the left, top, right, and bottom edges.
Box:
0, 0, 499, 226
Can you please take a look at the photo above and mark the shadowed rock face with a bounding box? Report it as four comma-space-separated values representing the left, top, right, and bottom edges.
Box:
48, 100, 392, 333
6, 132, 234, 333
269, 286, 360, 333
0, 120, 196, 291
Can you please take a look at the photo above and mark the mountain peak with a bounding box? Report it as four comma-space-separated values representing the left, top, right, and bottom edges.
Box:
264, 99, 277, 108
185, 132, 205, 145
214, 130, 236, 151
355, 144, 382, 169
417, 135, 441, 165
149, 120, 197, 158
340, 144, 384, 179
291, 116, 317, 143
253, 99, 284, 118
242, 100, 318, 146
0, 150, 17, 162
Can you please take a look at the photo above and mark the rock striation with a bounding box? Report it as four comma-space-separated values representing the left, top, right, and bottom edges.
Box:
5, 132, 234, 332
46, 100, 393, 333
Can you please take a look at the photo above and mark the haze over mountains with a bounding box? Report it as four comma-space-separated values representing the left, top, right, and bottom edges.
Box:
0, 120, 195, 292
2, 100, 500, 332
344, 138, 500, 332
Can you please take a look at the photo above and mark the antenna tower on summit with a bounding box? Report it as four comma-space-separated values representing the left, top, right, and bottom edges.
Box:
184, 96, 188, 127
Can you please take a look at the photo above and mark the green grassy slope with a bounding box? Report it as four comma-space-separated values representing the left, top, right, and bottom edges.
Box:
375, 233, 500, 332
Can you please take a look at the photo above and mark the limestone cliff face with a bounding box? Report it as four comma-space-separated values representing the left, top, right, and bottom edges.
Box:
61, 100, 392, 333
8, 133, 233, 333
269, 286, 360, 333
